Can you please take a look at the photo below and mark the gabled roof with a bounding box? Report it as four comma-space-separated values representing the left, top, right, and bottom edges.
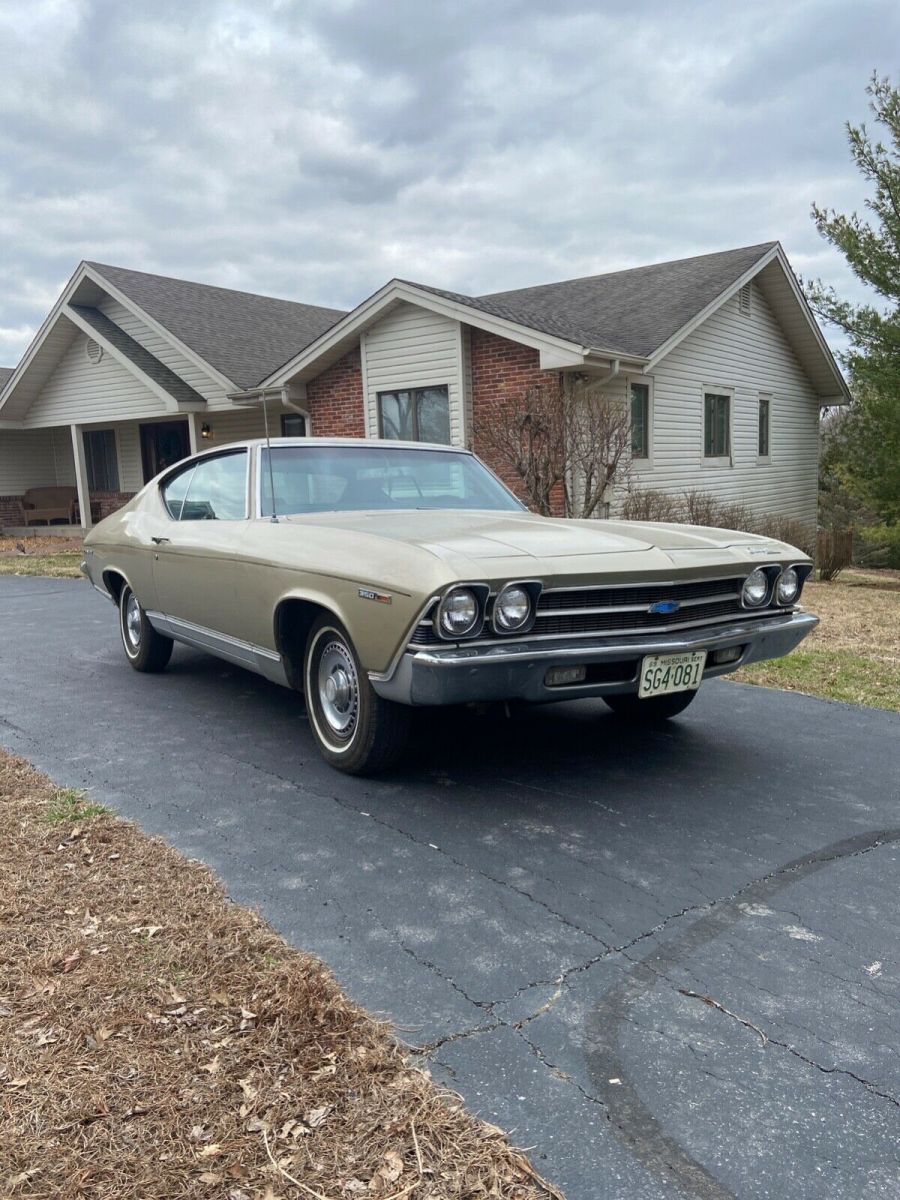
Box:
261, 241, 848, 400
69, 306, 205, 407
0, 367, 14, 390
86, 262, 347, 389
466, 242, 778, 359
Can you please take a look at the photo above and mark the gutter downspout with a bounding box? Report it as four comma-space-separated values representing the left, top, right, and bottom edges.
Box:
594, 357, 621, 387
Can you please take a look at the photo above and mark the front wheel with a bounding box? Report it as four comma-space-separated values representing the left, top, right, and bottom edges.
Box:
119, 584, 173, 673
303, 616, 411, 774
603, 688, 698, 721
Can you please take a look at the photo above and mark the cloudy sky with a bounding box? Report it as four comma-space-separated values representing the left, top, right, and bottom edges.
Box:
0, 0, 896, 366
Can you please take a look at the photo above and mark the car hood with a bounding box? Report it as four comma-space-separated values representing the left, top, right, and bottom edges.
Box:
283, 509, 799, 579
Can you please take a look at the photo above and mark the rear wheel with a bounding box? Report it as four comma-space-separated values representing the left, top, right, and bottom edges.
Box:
303, 615, 410, 774
603, 688, 698, 721
119, 583, 173, 673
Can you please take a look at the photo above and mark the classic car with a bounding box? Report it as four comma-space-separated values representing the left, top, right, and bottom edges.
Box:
82, 438, 818, 774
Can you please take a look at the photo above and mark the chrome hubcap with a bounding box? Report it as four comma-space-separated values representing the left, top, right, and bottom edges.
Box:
125, 593, 142, 650
318, 640, 359, 739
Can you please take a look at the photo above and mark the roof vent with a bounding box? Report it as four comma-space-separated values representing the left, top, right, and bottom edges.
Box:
738, 284, 752, 315
85, 338, 103, 364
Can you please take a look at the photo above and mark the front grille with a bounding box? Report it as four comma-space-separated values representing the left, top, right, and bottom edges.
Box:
409, 575, 788, 648
537, 576, 740, 610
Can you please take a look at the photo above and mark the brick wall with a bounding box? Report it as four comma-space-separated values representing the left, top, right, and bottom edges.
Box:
0, 496, 23, 523
92, 491, 136, 520
469, 329, 565, 515
306, 349, 366, 437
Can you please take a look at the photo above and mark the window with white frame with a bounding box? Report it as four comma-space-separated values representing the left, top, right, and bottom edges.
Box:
630, 382, 650, 459
758, 395, 771, 458
378, 386, 451, 444
83, 429, 120, 491
703, 392, 731, 458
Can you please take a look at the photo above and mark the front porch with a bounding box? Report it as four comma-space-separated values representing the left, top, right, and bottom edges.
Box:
0, 408, 270, 534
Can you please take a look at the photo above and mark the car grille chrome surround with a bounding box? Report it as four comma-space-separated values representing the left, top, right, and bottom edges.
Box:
408, 574, 795, 649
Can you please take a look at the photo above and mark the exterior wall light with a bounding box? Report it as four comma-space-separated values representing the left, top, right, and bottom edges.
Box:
201, 423, 212, 440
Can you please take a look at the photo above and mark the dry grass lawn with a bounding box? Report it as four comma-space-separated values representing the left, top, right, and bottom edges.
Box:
0, 536, 84, 578
733, 570, 900, 711
0, 752, 561, 1200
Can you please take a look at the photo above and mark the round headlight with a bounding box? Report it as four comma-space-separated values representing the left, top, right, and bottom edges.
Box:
776, 567, 800, 606
741, 568, 769, 608
438, 587, 480, 637
494, 584, 532, 632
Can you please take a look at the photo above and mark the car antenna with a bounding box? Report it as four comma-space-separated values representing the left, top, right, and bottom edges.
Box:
262, 393, 279, 523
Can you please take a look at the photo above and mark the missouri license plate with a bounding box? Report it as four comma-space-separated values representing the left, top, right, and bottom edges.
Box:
638, 651, 706, 699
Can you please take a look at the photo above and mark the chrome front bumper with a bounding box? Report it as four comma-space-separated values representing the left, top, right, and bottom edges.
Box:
370, 611, 819, 706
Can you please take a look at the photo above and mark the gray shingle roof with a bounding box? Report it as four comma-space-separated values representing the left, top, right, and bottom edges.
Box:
70, 306, 206, 407
404, 243, 777, 358
86, 262, 347, 389
0, 367, 14, 390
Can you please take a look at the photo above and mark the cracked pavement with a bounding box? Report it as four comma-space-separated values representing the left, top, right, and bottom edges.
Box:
1, 576, 899, 1198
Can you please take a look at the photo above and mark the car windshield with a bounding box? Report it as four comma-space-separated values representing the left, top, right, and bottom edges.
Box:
259, 444, 524, 515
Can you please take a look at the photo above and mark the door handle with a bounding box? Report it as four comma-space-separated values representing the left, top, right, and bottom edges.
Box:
151, 536, 171, 545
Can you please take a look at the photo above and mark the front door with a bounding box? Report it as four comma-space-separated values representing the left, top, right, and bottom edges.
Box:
140, 421, 190, 482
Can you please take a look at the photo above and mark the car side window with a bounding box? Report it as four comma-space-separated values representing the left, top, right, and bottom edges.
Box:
179, 452, 248, 520
161, 464, 196, 519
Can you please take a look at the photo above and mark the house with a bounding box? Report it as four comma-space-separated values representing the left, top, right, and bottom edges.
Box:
0, 242, 848, 532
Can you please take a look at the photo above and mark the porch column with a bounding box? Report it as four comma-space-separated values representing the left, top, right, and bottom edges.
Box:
187, 412, 202, 455
70, 423, 92, 531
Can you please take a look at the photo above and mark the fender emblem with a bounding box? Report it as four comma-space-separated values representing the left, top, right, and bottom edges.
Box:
359, 588, 392, 605
648, 600, 681, 615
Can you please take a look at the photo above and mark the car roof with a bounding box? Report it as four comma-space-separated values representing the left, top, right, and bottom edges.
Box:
204, 437, 473, 454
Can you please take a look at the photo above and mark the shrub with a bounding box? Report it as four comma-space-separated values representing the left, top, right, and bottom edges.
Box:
619, 487, 681, 522
816, 528, 854, 581
619, 487, 816, 555
755, 514, 817, 559
856, 523, 900, 569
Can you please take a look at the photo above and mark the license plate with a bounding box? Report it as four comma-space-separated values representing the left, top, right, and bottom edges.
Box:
638, 651, 706, 699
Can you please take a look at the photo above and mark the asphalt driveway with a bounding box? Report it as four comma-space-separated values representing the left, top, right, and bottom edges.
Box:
1, 576, 898, 1199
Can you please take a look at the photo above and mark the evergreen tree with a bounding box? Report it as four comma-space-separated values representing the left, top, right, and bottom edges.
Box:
806, 74, 900, 521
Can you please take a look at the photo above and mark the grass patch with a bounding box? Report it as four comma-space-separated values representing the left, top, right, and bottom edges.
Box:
0, 537, 84, 579
734, 649, 900, 711
0, 552, 84, 578
0, 750, 560, 1200
45, 787, 108, 824
733, 572, 900, 711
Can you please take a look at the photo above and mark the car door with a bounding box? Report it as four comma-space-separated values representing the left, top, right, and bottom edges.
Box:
151, 449, 251, 640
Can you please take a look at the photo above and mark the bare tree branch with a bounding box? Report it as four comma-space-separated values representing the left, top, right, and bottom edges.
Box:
474, 375, 632, 518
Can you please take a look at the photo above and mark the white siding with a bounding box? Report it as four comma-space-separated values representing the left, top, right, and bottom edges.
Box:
51, 428, 75, 485
362, 302, 465, 445
0, 429, 57, 491
200, 408, 268, 444
621, 280, 821, 525
23, 332, 167, 429
97, 296, 232, 407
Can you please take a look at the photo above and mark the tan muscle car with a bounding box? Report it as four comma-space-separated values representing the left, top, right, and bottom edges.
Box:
82, 438, 818, 774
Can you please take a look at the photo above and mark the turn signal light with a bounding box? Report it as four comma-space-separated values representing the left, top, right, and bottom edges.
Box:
545, 665, 587, 687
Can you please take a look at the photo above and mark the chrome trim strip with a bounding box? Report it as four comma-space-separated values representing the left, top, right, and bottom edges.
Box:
540, 574, 748, 595
367, 594, 443, 683
407, 612, 818, 669
145, 610, 283, 667
89, 581, 115, 603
